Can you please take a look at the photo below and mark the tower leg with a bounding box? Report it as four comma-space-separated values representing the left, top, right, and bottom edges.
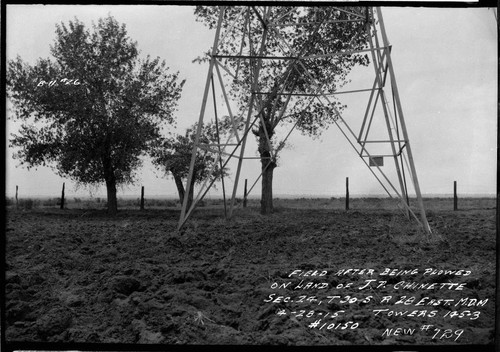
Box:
178, 7, 226, 230
376, 7, 432, 235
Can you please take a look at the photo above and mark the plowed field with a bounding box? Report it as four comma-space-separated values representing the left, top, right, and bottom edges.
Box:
4, 198, 496, 347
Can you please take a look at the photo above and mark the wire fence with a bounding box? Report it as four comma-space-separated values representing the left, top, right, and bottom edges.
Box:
6, 181, 496, 212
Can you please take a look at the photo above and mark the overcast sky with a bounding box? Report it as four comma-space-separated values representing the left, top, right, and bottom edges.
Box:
5, 5, 497, 199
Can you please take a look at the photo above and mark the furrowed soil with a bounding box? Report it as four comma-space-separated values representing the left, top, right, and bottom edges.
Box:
4, 198, 496, 346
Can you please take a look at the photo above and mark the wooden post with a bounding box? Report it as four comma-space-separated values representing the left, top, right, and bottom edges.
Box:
15, 185, 18, 209
454, 181, 458, 211
243, 179, 248, 208
345, 177, 349, 211
60, 182, 65, 210
140, 186, 145, 211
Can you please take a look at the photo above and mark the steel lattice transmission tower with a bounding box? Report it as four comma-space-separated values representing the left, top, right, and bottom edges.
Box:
178, 6, 432, 236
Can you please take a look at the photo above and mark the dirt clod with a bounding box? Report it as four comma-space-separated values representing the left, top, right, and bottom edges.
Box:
110, 276, 141, 296
35, 307, 73, 340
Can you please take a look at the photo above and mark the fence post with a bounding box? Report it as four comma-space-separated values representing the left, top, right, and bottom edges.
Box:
346, 177, 349, 211
243, 179, 248, 208
16, 185, 18, 209
60, 182, 65, 209
140, 186, 145, 211
454, 181, 458, 211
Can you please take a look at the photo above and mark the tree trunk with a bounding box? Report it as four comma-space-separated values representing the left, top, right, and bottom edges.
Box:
173, 173, 196, 210
60, 182, 65, 210
261, 160, 275, 214
106, 178, 118, 215
140, 186, 145, 211
102, 152, 118, 215
258, 120, 276, 215
173, 174, 185, 205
